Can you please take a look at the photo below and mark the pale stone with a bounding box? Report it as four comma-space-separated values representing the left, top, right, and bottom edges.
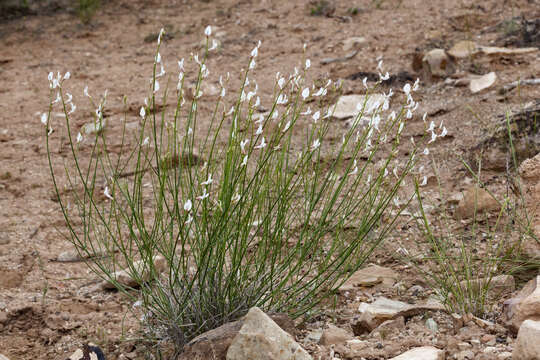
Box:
353, 297, 444, 332
226, 307, 311, 360
519, 153, 540, 253
0, 355, 10, 360
422, 49, 456, 80
389, 346, 445, 360
513, 320, 540, 360
342, 37, 367, 52
504, 275, 540, 332
101, 255, 167, 289
340, 264, 398, 291
448, 40, 479, 58
319, 324, 353, 345
331, 94, 387, 120
470, 72, 497, 93
455, 186, 501, 219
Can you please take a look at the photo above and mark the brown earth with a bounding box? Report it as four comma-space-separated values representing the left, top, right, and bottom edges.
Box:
0, 0, 539, 359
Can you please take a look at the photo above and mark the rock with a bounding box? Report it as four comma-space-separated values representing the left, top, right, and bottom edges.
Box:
469, 72, 497, 93
342, 37, 367, 52
319, 324, 353, 346
226, 307, 311, 360
331, 94, 387, 120
456, 350, 475, 360
455, 186, 501, 219
83, 119, 106, 135
425, 318, 438, 332
504, 275, 540, 332
67, 344, 105, 360
421, 49, 456, 81
340, 264, 398, 291
478, 46, 538, 56
519, 153, 540, 253
513, 319, 540, 360
448, 40, 479, 59
353, 297, 444, 333
0, 355, 10, 360
458, 275, 515, 298
389, 346, 445, 360
101, 255, 167, 289
371, 316, 405, 335
180, 312, 295, 360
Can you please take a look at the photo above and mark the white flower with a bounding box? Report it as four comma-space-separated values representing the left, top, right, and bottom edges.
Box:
68, 102, 76, 114
154, 80, 160, 93
302, 88, 309, 100
428, 131, 437, 144
427, 121, 435, 132
312, 111, 320, 122
201, 64, 209, 78
363, 77, 368, 88
209, 39, 218, 51
422, 113, 427, 122
403, 83, 411, 94
313, 87, 325, 97
185, 214, 193, 224
282, 121, 291, 133
201, 174, 213, 186
197, 188, 209, 200
83, 86, 90, 98
380, 72, 390, 81
225, 106, 234, 116
232, 193, 241, 203
53, 92, 61, 104
278, 77, 285, 89
183, 199, 193, 212
440, 127, 448, 137
158, 28, 164, 44
249, 59, 256, 69
104, 186, 113, 200
398, 121, 404, 134
204, 25, 212, 36
220, 87, 226, 98
423, 147, 429, 155
350, 160, 358, 175
63, 71, 71, 80
272, 110, 279, 119
48, 72, 53, 81
178, 59, 185, 70
255, 137, 266, 149
383, 168, 389, 177
155, 52, 161, 64
76, 133, 83, 143
240, 139, 249, 152
251, 46, 258, 58
254, 96, 260, 107
40, 113, 48, 125
377, 59, 384, 71
301, 107, 312, 115
311, 138, 320, 151
413, 78, 420, 91
406, 109, 412, 119
241, 155, 248, 166
276, 94, 287, 105
305, 59, 311, 69
140, 107, 146, 118
256, 124, 263, 135
420, 176, 428, 186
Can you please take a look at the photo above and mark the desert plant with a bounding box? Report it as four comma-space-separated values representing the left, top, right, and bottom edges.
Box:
403, 115, 537, 318
76, 0, 100, 24
44, 28, 427, 352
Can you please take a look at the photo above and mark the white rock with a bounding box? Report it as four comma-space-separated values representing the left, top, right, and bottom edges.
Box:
390, 346, 445, 360
226, 307, 311, 360
513, 319, 540, 360
101, 255, 167, 289
470, 72, 497, 93
342, 37, 367, 52
0, 355, 10, 360
422, 49, 456, 80
331, 94, 387, 120
340, 264, 398, 291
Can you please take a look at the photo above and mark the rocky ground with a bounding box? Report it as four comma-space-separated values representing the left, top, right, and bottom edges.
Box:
0, 0, 539, 359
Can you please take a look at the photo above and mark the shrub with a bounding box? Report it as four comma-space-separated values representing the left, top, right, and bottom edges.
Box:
44, 28, 425, 352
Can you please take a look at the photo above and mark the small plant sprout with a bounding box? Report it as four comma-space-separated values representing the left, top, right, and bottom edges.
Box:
45, 28, 435, 354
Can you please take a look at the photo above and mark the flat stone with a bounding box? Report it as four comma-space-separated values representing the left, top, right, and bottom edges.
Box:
342, 37, 367, 52
0, 355, 10, 360
226, 307, 311, 360
390, 346, 445, 360
101, 255, 167, 289
331, 94, 387, 120
353, 297, 444, 333
469, 72, 497, 93
319, 324, 353, 346
421, 49, 456, 81
513, 319, 540, 360
340, 264, 398, 291
455, 186, 501, 219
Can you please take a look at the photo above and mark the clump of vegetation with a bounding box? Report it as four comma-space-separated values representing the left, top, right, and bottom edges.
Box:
308, 0, 335, 17
44, 27, 432, 354
76, 0, 100, 24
